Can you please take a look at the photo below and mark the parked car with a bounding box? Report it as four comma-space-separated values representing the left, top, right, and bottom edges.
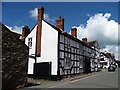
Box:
108, 65, 116, 71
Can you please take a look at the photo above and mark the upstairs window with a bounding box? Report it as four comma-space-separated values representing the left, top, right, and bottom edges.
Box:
28, 37, 32, 49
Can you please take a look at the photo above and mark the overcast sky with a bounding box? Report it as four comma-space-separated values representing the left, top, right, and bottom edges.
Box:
2, 2, 119, 60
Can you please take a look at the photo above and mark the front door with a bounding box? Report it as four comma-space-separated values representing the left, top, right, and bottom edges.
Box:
85, 57, 91, 73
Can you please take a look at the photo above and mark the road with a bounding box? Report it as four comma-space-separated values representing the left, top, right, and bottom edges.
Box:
25, 68, 119, 90
49, 69, 118, 88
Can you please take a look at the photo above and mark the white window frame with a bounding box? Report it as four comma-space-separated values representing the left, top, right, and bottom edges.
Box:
28, 37, 32, 49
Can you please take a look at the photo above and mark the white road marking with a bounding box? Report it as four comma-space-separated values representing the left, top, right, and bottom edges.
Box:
48, 72, 106, 88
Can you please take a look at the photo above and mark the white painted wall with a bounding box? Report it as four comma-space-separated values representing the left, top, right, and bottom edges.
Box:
37, 20, 58, 75
25, 20, 58, 75
25, 25, 37, 74
100, 55, 110, 69
103, 57, 110, 68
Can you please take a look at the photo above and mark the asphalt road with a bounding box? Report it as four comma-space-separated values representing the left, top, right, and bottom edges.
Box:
49, 69, 118, 88
24, 68, 118, 90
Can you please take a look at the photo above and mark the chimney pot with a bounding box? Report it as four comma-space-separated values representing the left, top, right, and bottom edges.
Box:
56, 17, 64, 31
19, 26, 30, 42
22, 26, 30, 37
71, 27, 77, 38
38, 7, 44, 20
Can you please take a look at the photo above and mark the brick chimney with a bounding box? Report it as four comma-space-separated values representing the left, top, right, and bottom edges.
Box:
71, 27, 77, 38
36, 7, 44, 57
19, 26, 30, 42
56, 16, 64, 31
82, 38, 87, 43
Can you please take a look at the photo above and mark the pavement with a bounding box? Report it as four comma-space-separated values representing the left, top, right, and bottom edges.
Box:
19, 68, 117, 89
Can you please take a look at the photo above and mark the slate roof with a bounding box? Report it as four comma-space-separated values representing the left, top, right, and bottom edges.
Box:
29, 20, 100, 50
87, 40, 100, 50
87, 41, 97, 47
44, 20, 96, 49
100, 52, 112, 58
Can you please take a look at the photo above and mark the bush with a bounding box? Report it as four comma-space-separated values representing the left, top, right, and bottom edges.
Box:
2, 23, 29, 89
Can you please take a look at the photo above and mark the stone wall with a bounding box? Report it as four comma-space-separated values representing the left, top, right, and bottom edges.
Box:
2, 23, 29, 89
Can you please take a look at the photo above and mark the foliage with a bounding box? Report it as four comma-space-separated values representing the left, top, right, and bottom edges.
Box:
2, 23, 29, 89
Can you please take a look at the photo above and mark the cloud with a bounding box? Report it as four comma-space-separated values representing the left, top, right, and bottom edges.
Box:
5, 25, 23, 34
29, 8, 38, 19
75, 13, 118, 48
74, 13, 119, 60
87, 13, 91, 17
29, 8, 56, 22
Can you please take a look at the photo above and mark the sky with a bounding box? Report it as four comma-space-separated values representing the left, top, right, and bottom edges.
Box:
2, 2, 119, 60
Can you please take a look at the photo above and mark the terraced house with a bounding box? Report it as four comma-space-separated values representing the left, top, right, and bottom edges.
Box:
19, 7, 100, 79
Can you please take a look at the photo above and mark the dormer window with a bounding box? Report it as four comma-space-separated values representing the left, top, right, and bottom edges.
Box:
28, 37, 32, 49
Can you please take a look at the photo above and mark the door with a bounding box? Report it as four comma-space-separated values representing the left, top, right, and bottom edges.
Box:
34, 62, 51, 78
85, 57, 91, 73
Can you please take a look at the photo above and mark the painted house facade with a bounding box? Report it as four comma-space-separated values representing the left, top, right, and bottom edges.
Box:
100, 52, 116, 69
20, 7, 100, 78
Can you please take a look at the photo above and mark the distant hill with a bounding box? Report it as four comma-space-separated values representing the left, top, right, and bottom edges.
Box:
2, 23, 29, 89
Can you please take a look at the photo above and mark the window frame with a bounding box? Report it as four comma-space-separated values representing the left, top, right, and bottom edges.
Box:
28, 37, 32, 49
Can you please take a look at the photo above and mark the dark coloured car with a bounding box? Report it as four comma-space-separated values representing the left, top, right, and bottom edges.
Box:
108, 65, 116, 71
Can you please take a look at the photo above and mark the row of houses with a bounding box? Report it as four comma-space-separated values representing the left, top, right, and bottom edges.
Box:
100, 52, 116, 69
19, 7, 116, 79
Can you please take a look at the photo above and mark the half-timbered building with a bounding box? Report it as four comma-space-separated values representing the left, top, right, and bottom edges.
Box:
87, 41, 100, 71
20, 7, 100, 79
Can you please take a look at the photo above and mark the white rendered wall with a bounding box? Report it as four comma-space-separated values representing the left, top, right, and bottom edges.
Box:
105, 58, 110, 68
25, 21, 58, 75
37, 20, 58, 75
25, 25, 37, 74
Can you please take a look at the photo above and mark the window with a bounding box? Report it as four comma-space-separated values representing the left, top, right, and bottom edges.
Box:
64, 57, 71, 69
60, 35, 64, 43
60, 43, 64, 50
104, 62, 107, 65
59, 51, 64, 58
65, 37, 67, 44
28, 37, 32, 48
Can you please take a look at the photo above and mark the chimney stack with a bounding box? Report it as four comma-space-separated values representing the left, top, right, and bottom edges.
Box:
71, 27, 77, 38
22, 26, 30, 37
19, 26, 30, 42
56, 16, 64, 31
82, 38, 87, 43
36, 7, 44, 57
